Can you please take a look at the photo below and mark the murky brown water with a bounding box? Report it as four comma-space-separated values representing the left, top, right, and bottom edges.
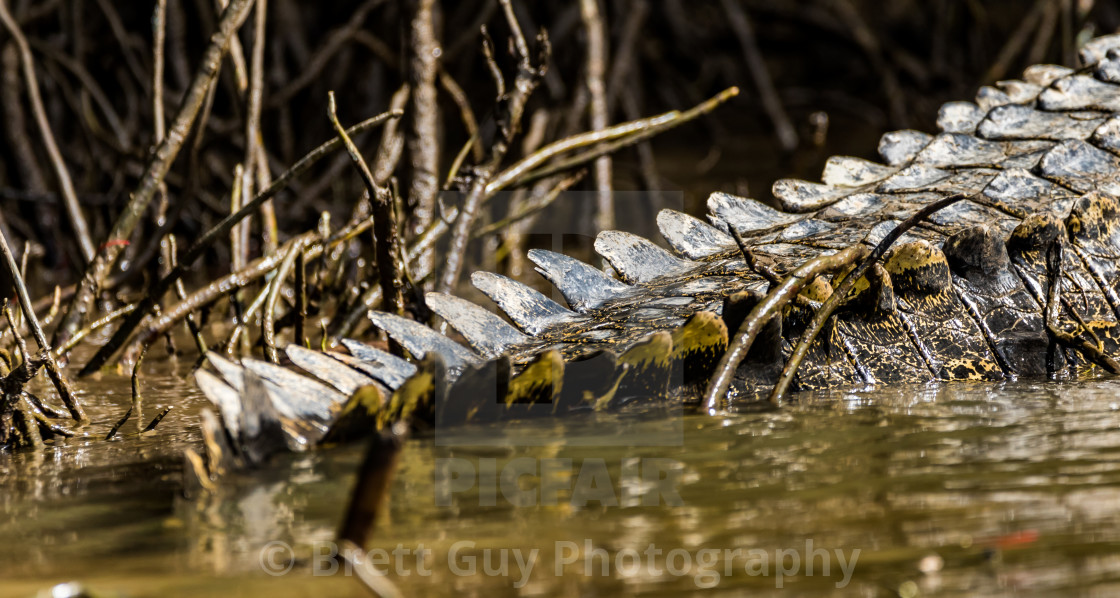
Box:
4, 350, 1120, 597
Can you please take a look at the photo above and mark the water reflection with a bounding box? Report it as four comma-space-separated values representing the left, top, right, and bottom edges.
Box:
4, 372, 1120, 595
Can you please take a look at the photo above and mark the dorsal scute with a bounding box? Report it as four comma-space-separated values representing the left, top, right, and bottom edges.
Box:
366, 311, 481, 369
878, 130, 932, 165
706, 192, 799, 235
471, 271, 578, 335
425, 292, 530, 358
526, 249, 631, 312
656, 209, 734, 259
593, 230, 694, 284
1079, 33, 1120, 67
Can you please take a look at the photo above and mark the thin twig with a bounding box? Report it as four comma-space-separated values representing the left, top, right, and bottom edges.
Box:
121, 217, 376, 365
131, 344, 149, 410
92, 0, 148, 88
497, 87, 739, 192
720, 0, 797, 152
473, 170, 585, 238
0, 226, 86, 422
56, 304, 137, 357
53, 0, 258, 351
436, 3, 549, 294
0, 44, 49, 197
702, 243, 867, 414
28, 39, 131, 150
438, 69, 484, 162
263, 236, 312, 362
104, 406, 133, 441
0, 0, 95, 261
766, 194, 968, 406
4, 304, 29, 367
580, 0, 614, 232
230, 163, 248, 273
152, 0, 168, 145
213, 0, 250, 92
373, 86, 411, 187
125, 231, 315, 365
166, 235, 208, 355
500, 108, 551, 278
328, 92, 405, 318
223, 280, 271, 355
78, 110, 401, 376
266, 0, 386, 107
486, 111, 672, 196
294, 250, 307, 347
244, 0, 278, 253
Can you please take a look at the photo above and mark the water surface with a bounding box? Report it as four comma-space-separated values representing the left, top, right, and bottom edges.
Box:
4, 360, 1120, 597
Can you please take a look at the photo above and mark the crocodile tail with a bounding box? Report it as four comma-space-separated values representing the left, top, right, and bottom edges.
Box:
191, 34, 1120, 474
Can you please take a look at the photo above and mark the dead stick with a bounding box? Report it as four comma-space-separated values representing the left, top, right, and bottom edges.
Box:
436, 0, 547, 295
77, 110, 401, 376
485, 110, 674, 196
244, 0, 278, 253
214, 0, 249, 91
294, 251, 307, 347
720, 0, 797, 152
0, 0, 95, 261
153, 0, 168, 145
328, 92, 405, 318
166, 235, 208, 355
505, 87, 739, 191
122, 217, 375, 364
473, 171, 586, 238
580, 0, 614, 232
125, 232, 316, 365
438, 69, 484, 162
404, 0, 441, 237
702, 243, 866, 414
267, 0, 385, 108
263, 237, 312, 362
767, 194, 968, 406
53, 0, 257, 351
0, 227, 86, 422
56, 304, 138, 357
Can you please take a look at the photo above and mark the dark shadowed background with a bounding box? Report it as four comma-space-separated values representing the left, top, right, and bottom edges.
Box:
1, 0, 1117, 300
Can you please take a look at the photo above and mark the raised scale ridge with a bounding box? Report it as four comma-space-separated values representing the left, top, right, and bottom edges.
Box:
188, 34, 1120, 481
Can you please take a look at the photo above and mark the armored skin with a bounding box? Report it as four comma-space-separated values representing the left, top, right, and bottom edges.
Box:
192, 35, 1120, 472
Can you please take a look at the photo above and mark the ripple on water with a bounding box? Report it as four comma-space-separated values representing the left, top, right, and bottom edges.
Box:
4, 356, 1120, 596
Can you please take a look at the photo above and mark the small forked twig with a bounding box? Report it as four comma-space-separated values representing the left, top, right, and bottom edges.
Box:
0, 225, 86, 422
328, 92, 405, 320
